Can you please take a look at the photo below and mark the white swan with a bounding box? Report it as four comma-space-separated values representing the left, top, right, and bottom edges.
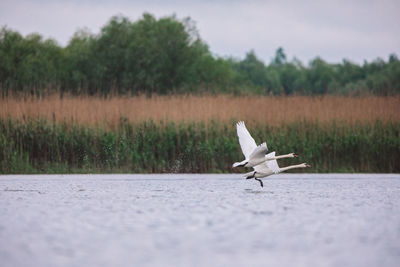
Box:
232, 121, 269, 168
232, 121, 298, 168
244, 152, 310, 187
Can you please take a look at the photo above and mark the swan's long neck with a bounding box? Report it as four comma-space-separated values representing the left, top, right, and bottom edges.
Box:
266, 153, 293, 160
279, 164, 306, 173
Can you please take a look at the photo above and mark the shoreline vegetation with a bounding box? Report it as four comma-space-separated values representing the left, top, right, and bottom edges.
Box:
1, 13, 399, 174
1, 95, 399, 127
1, 95, 399, 174
1, 118, 398, 174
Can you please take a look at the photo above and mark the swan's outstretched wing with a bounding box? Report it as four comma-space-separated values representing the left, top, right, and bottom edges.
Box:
265, 152, 280, 173
253, 152, 280, 174
253, 162, 272, 173
236, 121, 257, 159
248, 142, 268, 160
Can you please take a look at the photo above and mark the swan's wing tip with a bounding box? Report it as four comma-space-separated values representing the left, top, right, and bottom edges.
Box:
258, 142, 267, 149
235, 120, 257, 159
260, 142, 268, 151
236, 121, 245, 127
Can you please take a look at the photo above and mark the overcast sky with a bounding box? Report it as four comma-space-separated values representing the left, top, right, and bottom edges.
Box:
1, 0, 399, 64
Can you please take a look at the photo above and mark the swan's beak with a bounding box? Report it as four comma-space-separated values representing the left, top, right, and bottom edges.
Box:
293, 153, 298, 158
305, 164, 311, 167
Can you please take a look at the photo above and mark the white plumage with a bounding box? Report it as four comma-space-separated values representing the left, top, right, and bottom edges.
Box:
256, 152, 281, 174
232, 121, 268, 168
236, 121, 259, 159
233, 121, 311, 187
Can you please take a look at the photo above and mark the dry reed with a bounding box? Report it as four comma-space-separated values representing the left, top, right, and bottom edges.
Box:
1, 95, 399, 128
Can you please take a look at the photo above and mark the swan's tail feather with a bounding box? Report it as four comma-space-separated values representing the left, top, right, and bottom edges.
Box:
233, 162, 243, 168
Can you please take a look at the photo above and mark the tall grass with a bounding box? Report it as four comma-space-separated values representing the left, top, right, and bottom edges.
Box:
1, 118, 399, 174
1, 95, 399, 128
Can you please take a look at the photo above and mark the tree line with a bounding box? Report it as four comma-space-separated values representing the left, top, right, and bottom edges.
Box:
1, 13, 399, 97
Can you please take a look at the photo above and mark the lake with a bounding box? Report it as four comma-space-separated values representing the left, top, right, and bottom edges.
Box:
1, 174, 399, 267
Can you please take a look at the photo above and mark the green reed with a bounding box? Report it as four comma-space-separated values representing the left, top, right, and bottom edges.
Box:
0, 117, 399, 174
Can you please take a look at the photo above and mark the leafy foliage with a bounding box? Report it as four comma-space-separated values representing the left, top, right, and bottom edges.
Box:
1, 14, 399, 96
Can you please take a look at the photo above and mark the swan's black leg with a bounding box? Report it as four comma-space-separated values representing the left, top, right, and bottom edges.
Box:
255, 178, 263, 187
246, 172, 256, 179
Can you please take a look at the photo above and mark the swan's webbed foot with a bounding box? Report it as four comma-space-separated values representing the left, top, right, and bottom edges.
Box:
255, 178, 263, 187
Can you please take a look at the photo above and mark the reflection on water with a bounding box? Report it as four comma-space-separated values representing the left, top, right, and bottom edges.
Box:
0, 173, 399, 267
244, 188, 274, 194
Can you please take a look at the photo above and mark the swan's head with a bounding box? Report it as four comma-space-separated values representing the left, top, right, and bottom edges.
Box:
290, 153, 298, 158
301, 163, 311, 168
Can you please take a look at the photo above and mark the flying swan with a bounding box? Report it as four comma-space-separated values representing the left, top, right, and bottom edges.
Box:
244, 151, 311, 187
232, 121, 298, 168
244, 152, 310, 187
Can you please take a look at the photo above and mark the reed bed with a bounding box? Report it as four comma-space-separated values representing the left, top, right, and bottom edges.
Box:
1, 95, 399, 174
1, 95, 399, 127
1, 118, 399, 174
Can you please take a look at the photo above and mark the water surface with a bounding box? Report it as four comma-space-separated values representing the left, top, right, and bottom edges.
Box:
1, 174, 399, 267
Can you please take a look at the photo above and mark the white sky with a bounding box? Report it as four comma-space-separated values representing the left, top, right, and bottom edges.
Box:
0, 0, 399, 64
